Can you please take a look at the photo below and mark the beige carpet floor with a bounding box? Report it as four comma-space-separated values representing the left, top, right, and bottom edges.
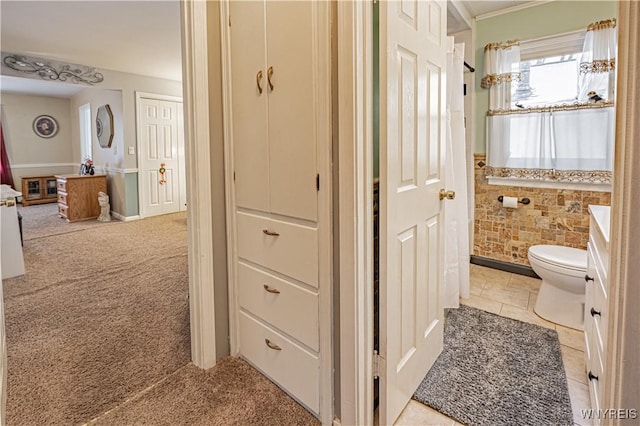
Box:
5, 204, 317, 425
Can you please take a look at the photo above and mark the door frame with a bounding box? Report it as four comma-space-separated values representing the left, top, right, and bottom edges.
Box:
180, 0, 217, 369
135, 91, 186, 218
336, 1, 375, 425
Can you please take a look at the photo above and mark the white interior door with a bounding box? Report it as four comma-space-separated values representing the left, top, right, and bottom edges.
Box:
138, 96, 184, 218
379, 1, 447, 424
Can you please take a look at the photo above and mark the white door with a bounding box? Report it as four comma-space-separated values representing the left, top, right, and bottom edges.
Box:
138, 97, 184, 218
379, 1, 447, 424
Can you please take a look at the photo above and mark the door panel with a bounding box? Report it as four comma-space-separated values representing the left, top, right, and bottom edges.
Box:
379, 0, 446, 424
139, 98, 181, 217
265, 1, 317, 221
229, 0, 270, 213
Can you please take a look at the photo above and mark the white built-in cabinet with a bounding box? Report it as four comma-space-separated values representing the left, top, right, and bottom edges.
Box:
223, 1, 331, 420
584, 205, 610, 425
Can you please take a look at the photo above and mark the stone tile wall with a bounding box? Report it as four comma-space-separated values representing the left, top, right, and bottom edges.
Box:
473, 154, 611, 266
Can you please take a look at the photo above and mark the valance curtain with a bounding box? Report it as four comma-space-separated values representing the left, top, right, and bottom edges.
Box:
484, 21, 616, 183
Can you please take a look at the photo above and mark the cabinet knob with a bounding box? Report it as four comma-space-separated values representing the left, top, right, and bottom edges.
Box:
590, 307, 601, 317
588, 371, 599, 381
585, 274, 594, 283
263, 229, 280, 237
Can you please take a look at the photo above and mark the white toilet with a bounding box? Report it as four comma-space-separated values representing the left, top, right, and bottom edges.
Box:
528, 245, 588, 330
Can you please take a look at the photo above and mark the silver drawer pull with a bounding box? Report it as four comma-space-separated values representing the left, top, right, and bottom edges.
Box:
262, 229, 280, 237
265, 339, 282, 351
263, 284, 280, 294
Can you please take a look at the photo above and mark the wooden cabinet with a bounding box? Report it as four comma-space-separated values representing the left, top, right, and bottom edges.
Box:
21, 176, 58, 206
55, 174, 107, 222
226, 2, 330, 419
584, 205, 610, 425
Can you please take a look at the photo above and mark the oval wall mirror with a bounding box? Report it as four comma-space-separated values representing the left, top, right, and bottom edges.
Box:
96, 104, 114, 148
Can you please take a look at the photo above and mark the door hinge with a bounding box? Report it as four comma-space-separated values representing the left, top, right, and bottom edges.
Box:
373, 350, 382, 379
316, 174, 320, 191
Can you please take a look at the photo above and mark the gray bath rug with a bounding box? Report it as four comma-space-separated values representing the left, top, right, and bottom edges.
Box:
413, 304, 573, 426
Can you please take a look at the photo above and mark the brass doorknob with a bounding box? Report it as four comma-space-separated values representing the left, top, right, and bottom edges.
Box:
0, 197, 15, 207
439, 189, 455, 201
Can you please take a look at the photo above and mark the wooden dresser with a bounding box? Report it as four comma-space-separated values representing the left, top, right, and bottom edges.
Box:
55, 174, 107, 222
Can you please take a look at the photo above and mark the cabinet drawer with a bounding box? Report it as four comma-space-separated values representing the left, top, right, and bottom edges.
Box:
236, 211, 318, 287
239, 312, 319, 414
58, 204, 68, 219
57, 192, 68, 206
56, 179, 67, 192
238, 261, 319, 351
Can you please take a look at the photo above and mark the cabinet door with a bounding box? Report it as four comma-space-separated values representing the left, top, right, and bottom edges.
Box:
25, 179, 42, 200
265, 1, 318, 222
230, 0, 270, 213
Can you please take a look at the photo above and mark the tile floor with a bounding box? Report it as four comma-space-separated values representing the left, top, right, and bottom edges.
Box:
394, 264, 591, 426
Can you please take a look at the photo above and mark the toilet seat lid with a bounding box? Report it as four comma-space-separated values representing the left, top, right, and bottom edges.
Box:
529, 245, 587, 270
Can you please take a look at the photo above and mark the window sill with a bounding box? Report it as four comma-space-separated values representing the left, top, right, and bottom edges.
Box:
487, 176, 611, 192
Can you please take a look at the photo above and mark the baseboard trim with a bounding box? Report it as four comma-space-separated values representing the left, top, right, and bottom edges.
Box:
111, 212, 140, 222
470, 255, 539, 278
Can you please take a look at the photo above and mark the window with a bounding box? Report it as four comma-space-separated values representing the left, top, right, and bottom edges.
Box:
482, 22, 617, 187
79, 103, 92, 162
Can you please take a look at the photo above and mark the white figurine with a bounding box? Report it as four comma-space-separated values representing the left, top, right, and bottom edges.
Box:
97, 191, 111, 222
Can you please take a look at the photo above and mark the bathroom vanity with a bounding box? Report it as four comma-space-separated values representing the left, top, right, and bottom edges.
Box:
584, 204, 610, 422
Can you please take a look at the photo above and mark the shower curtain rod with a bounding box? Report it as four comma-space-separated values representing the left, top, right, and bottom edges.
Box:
464, 61, 475, 73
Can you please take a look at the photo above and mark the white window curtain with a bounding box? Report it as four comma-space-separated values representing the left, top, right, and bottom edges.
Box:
487, 107, 615, 173
481, 41, 521, 110
579, 18, 617, 102
484, 22, 616, 183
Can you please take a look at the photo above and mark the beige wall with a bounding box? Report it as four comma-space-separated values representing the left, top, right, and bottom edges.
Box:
1, 93, 76, 187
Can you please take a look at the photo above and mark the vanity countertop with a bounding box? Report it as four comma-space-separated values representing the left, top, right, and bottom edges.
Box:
589, 205, 610, 246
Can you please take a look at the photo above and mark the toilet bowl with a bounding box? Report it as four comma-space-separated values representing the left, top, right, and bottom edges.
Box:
528, 245, 587, 330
